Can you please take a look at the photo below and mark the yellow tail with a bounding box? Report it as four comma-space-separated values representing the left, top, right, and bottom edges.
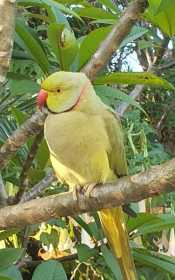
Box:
99, 207, 137, 280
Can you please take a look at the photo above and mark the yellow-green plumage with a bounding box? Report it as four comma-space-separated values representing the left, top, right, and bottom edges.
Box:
42, 71, 137, 279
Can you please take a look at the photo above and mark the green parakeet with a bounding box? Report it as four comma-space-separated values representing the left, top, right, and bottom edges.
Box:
37, 71, 137, 280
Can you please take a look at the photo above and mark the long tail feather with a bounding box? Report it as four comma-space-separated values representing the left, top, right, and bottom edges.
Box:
99, 207, 137, 280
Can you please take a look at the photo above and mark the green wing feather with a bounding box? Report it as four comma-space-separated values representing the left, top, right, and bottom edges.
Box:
100, 108, 137, 280
104, 109, 128, 177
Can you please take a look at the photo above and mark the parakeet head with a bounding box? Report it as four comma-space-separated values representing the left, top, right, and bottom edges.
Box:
37, 71, 90, 113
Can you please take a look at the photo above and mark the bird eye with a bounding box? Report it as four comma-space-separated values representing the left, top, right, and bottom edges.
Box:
57, 89, 60, 93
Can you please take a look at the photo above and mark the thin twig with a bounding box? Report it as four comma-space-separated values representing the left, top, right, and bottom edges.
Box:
16, 129, 44, 202
117, 84, 144, 116
20, 170, 55, 203
156, 60, 175, 72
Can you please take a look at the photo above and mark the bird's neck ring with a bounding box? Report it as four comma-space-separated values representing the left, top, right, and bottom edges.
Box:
71, 80, 91, 111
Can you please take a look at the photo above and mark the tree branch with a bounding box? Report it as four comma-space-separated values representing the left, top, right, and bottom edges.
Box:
81, 0, 148, 80
156, 60, 175, 72
0, 111, 46, 169
0, 158, 175, 229
117, 84, 144, 116
0, 0, 16, 85
16, 129, 44, 202
0, 0, 148, 169
20, 170, 55, 203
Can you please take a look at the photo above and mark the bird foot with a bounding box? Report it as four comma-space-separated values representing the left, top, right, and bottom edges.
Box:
72, 183, 96, 201
72, 185, 81, 201
83, 183, 96, 198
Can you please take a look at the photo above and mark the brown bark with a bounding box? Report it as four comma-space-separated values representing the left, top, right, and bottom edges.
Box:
0, 158, 175, 229
0, 0, 148, 170
0, 111, 46, 169
0, 0, 16, 85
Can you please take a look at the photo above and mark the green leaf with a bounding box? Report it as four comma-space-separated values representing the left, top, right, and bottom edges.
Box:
48, 0, 82, 21
97, 0, 117, 12
101, 245, 123, 280
54, 0, 91, 5
11, 108, 28, 125
0, 119, 16, 143
39, 232, 51, 247
0, 230, 19, 242
15, 19, 49, 74
120, 26, 149, 48
0, 266, 23, 280
9, 78, 39, 96
73, 216, 94, 238
18, 0, 82, 22
95, 85, 145, 112
90, 19, 116, 25
78, 26, 112, 69
74, 7, 117, 20
27, 168, 45, 185
127, 213, 158, 232
0, 249, 24, 269
28, 0, 70, 27
133, 249, 175, 275
86, 222, 102, 240
138, 39, 153, 50
32, 260, 67, 280
147, 0, 161, 14
154, 252, 175, 266
76, 244, 98, 262
48, 5, 70, 27
48, 23, 78, 70
35, 139, 49, 170
145, 0, 175, 37
40, 229, 59, 249
91, 212, 104, 240
74, 215, 102, 241
0, 276, 12, 280
156, 0, 173, 14
137, 214, 175, 235
94, 72, 174, 90
128, 213, 175, 236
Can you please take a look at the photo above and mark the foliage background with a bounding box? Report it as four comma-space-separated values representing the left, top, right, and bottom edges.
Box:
1, 0, 175, 279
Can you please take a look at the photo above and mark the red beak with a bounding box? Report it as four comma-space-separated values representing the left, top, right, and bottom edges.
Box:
37, 89, 48, 110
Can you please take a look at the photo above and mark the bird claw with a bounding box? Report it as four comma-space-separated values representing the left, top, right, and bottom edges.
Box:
72, 185, 81, 201
72, 183, 96, 200
83, 183, 96, 198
